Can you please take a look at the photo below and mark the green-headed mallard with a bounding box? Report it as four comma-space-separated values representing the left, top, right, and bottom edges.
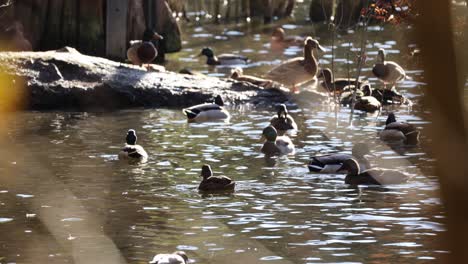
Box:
149, 251, 188, 264
270, 27, 303, 51
265, 37, 324, 93
372, 48, 406, 90
230, 68, 274, 89
261, 126, 295, 155
127, 29, 163, 66
338, 158, 410, 185
182, 95, 230, 122
318, 68, 370, 94
379, 112, 420, 145
198, 164, 236, 192
308, 143, 371, 173
269, 104, 298, 132
118, 129, 148, 161
198, 47, 248, 66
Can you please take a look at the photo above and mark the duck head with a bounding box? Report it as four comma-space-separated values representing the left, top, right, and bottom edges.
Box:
174, 251, 188, 263
271, 27, 285, 41
262, 126, 278, 142
377, 48, 386, 63
142, 29, 163, 41
126, 129, 137, 145
386, 112, 397, 125
199, 47, 215, 58
337, 158, 361, 175
277, 104, 288, 118
305, 37, 325, 52
361, 83, 373, 96
201, 164, 213, 179
352, 143, 371, 159
214, 95, 224, 106
317, 68, 332, 82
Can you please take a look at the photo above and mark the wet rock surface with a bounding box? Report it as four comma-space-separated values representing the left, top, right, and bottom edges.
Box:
0, 48, 290, 111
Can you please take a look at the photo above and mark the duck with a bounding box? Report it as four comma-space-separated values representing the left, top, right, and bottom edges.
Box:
230, 67, 274, 89
339, 84, 373, 105
354, 95, 382, 112
270, 27, 303, 51
379, 112, 420, 145
318, 68, 370, 94
372, 48, 406, 90
308, 143, 371, 173
338, 158, 410, 185
182, 95, 230, 122
269, 104, 298, 133
149, 251, 188, 264
261, 126, 295, 156
264, 37, 325, 93
198, 47, 248, 66
371, 88, 410, 105
127, 29, 163, 66
118, 129, 148, 161
198, 164, 236, 192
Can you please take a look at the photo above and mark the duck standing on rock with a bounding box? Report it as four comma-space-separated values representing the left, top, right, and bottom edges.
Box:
182, 95, 230, 122
379, 112, 420, 145
270, 27, 303, 51
127, 29, 163, 66
118, 129, 148, 162
198, 164, 236, 192
372, 48, 406, 90
269, 104, 298, 133
198, 47, 248, 66
149, 251, 188, 264
338, 158, 411, 185
265, 37, 325, 93
261, 126, 295, 156
308, 143, 371, 173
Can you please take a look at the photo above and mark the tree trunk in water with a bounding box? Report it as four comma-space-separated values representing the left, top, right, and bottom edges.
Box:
415, 1, 468, 263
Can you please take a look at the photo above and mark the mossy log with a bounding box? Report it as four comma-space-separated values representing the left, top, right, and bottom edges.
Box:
0, 48, 289, 111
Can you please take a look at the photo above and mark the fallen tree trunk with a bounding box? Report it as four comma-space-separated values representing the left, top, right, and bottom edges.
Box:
0, 47, 289, 111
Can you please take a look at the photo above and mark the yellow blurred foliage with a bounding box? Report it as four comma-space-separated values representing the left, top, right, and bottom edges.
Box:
0, 67, 25, 113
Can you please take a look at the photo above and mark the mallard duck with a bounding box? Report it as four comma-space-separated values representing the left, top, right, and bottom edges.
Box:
230, 68, 274, 88
338, 158, 410, 185
270, 27, 303, 51
354, 96, 382, 112
118, 129, 148, 161
182, 95, 230, 122
339, 84, 373, 105
265, 37, 324, 93
261, 126, 295, 155
149, 251, 188, 264
379, 112, 420, 145
269, 104, 298, 132
372, 48, 406, 90
198, 47, 248, 66
371, 88, 410, 105
127, 29, 163, 66
318, 68, 370, 94
198, 164, 235, 192
308, 143, 371, 173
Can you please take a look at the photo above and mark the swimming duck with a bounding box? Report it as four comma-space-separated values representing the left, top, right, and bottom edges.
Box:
372, 48, 406, 90
118, 129, 148, 161
269, 104, 298, 132
265, 37, 325, 93
198, 47, 248, 66
379, 112, 420, 145
198, 164, 236, 192
338, 158, 410, 185
371, 88, 410, 105
270, 27, 303, 51
230, 68, 274, 89
339, 84, 373, 105
318, 68, 370, 94
127, 29, 163, 66
308, 143, 371, 173
149, 251, 188, 264
261, 126, 295, 156
182, 95, 230, 122
354, 95, 382, 112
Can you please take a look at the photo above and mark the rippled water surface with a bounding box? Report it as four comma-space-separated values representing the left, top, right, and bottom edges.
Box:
0, 10, 448, 264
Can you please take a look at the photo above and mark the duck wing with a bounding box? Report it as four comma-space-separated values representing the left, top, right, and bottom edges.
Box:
121, 144, 147, 159
218, 53, 248, 61
265, 57, 315, 86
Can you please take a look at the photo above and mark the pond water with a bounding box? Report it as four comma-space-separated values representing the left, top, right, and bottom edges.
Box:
0, 9, 448, 264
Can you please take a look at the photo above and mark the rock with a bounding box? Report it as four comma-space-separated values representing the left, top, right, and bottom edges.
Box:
0, 48, 290, 111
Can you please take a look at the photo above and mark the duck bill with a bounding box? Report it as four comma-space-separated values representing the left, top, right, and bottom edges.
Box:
317, 44, 326, 52
196, 52, 203, 57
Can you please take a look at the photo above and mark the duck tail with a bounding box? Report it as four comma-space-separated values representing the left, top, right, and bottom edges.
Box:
183, 109, 198, 119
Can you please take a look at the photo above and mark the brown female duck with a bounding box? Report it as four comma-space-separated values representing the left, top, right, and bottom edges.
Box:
339, 158, 411, 185
198, 164, 235, 192
318, 68, 370, 94
372, 48, 406, 90
127, 29, 163, 66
